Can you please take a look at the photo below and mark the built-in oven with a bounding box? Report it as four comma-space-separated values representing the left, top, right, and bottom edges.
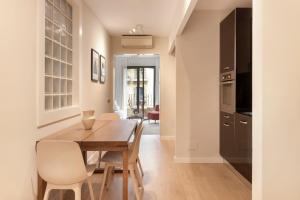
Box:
220, 71, 235, 114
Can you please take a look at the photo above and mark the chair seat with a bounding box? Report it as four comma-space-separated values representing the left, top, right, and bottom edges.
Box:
148, 111, 159, 120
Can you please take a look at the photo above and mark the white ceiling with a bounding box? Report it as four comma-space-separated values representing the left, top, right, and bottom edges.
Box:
83, 0, 180, 37
196, 0, 252, 10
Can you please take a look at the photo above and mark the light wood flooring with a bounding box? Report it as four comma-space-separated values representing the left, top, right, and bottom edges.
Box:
143, 121, 160, 135
48, 135, 251, 200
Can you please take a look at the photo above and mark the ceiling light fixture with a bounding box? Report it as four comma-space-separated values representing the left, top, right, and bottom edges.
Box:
128, 24, 144, 35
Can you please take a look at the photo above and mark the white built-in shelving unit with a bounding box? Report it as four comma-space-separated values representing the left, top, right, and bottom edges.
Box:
44, 0, 73, 111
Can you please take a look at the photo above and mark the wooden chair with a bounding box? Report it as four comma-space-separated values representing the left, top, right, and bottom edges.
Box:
97, 113, 121, 167
37, 140, 96, 200
99, 122, 144, 200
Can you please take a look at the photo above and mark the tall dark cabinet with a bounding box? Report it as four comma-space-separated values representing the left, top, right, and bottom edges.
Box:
219, 8, 252, 183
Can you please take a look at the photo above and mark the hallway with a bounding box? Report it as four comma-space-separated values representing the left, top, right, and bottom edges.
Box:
49, 135, 251, 200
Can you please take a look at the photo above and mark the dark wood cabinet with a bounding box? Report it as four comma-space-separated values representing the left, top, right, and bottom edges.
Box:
220, 8, 252, 183
233, 113, 252, 182
236, 9, 252, 74
220, 112, 252, 182
220, 11, 235, 73
220, 8, 252, 74
220, 112, 235, 162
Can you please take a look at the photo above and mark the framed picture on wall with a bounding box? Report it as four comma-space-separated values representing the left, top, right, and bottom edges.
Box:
91, 49, 100, 82
100, 55, 106, 84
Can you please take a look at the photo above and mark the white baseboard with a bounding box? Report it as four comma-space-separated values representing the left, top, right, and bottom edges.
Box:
174, 156, 224, 163
160, 135, 176, 140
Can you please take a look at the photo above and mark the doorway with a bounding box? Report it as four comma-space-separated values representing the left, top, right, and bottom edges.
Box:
113, 54, 160, 135
126, 66, 156, 119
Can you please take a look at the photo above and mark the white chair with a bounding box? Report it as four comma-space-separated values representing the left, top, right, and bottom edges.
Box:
99, 122, 144, 200
37, 140, 96, 200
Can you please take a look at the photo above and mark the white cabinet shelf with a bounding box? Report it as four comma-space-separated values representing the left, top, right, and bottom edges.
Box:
44, 0, 73, 111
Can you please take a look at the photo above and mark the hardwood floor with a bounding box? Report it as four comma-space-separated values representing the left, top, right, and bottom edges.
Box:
143, 122, 160, 135
48, 135, 251, 200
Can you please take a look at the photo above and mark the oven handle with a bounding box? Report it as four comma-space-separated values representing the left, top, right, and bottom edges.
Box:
221, 81, 234, 85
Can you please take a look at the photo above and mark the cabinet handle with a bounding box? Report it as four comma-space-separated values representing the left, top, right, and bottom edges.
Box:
224, 67, 230, 70
223, 123, 230, 127
240, 120, 248, 125
224, 115, 230, 119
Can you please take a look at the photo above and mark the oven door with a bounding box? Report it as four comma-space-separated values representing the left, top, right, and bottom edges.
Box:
220, 80, 236, 113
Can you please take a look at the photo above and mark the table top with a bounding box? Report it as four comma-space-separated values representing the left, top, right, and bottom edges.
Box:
40, 120, 137, 147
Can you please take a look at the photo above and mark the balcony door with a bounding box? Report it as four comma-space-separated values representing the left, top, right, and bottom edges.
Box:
126, 66, 155, 118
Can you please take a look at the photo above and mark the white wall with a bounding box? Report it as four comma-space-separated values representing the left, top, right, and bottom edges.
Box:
80, 3, 113, 117
0, 1, 37, 199
112, 37, 176, 137
0, 1, 112, 199
168, 0, 198, 52
175, 10, 224, 162
253, 0, 300, 199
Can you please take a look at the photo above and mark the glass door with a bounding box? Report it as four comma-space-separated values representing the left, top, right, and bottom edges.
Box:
126, 66, 155, 119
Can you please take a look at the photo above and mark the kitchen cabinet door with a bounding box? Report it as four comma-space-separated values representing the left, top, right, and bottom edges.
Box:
220, 112, 235, 162
234, 113, 252, 182
220, 11, 235, 73
236, 9, 252, 74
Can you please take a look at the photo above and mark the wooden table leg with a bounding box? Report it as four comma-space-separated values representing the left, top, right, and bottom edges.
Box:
37, 174, 46, 200
122, 149, 129, 200
82, 150, 87, 164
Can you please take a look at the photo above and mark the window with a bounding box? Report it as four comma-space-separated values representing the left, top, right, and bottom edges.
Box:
38, 0, 79, 127
44, 0, 73, 111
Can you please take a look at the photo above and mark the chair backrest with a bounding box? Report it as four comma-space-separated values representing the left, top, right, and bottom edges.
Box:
129, 121, 144, 163
37, 140, 87, 185
99, 113, 120, 121
155, 105, 159, 111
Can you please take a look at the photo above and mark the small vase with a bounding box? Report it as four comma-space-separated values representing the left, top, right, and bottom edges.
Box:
82, 110, 95, 119
82, 117, 95, 130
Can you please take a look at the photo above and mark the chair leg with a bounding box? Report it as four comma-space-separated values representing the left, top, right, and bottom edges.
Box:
105, 166, 115, 189
129, 166, 141, 200
97, 151, 102, 168
87, 177, 95, 200
137, 156, 144, 177
73, 185, 81, 200
43, 185, 51, 200
134, 163, 144, 189
99, 164, 110, 200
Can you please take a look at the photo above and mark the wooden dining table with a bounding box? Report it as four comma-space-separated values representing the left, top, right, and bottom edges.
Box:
37, 119, 138, 200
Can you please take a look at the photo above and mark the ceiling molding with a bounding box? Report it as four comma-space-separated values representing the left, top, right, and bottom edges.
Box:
168, 0, 199, 54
